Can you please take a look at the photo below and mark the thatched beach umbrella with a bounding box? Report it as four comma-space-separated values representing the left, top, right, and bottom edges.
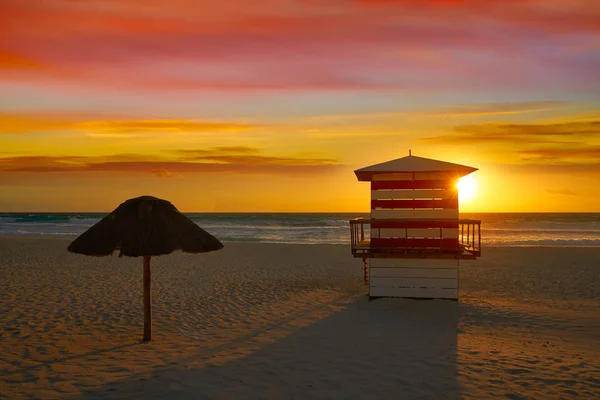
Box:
68, 195, 223, 341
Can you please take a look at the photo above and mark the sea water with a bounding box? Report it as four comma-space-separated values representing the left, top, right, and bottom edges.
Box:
0, 212, 599, 247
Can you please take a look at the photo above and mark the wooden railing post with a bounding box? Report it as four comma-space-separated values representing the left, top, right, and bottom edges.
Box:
478, 223, 481, 255
466, 224, 470, 248
360, 221, 364, 241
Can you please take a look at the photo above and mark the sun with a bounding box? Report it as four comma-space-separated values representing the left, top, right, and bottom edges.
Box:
457, 175, 478, 203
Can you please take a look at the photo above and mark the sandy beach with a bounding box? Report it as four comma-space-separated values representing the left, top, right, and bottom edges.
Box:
1, 237, 599, 399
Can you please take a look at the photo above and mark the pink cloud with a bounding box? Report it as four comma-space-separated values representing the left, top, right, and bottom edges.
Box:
1, 0, 598, 92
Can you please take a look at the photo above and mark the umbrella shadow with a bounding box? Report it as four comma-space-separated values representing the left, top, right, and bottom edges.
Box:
78, 296, 462, 400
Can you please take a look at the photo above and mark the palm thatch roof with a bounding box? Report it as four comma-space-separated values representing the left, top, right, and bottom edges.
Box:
68, 196, 223, 257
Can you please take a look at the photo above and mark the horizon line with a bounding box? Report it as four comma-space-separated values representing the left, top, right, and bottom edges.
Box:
2, 210, 600, 214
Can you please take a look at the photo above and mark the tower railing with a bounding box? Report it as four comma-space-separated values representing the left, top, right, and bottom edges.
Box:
350, 218, 481, 259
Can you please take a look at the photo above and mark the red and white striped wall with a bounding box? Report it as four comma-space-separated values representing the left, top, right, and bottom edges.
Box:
368, 172, 460, 299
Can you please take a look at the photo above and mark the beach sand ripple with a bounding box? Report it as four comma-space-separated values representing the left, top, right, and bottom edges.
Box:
0, 238, 599, 399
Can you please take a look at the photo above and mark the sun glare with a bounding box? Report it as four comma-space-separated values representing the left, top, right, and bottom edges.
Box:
457, 175, 478, 203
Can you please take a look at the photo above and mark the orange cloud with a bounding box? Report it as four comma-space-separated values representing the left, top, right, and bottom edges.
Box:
171, 147, 337, 166
350, 0, 469, 7
312, 101, 569, 122
78, 119, 257, 135
423, 101, 569, 117
546, 188, 577, 196
421, 120, 600, 144
0, 150, 342, 175
172, 147, 261, 159
0, 113, 258, 135
154, 169, 183, 179
517, 146, 600, 160
504, 161, 600, 174
0, 51, 45, 69
0, 113, 74, 134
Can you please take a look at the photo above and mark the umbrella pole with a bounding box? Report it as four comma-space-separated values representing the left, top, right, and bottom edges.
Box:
143, 256, 152, 341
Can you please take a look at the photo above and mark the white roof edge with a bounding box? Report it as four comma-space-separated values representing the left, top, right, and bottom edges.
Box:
354, 155, 478, 180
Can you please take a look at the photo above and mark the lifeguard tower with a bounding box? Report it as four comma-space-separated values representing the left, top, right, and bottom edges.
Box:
350, 152, 481, 300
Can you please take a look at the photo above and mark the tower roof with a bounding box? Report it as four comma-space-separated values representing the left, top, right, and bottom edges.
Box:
354, 154, 477, 181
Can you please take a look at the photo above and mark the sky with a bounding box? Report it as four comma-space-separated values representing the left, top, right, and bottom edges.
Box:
1, 0, 599, 212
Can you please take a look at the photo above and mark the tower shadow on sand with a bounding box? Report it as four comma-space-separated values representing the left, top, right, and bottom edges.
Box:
79, 296, 461, 399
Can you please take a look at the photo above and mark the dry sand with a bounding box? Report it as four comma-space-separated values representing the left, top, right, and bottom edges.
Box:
0, 237, 599, 399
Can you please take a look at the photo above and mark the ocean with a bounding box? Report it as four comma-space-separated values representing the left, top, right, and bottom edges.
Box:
0, 212, 599, 247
